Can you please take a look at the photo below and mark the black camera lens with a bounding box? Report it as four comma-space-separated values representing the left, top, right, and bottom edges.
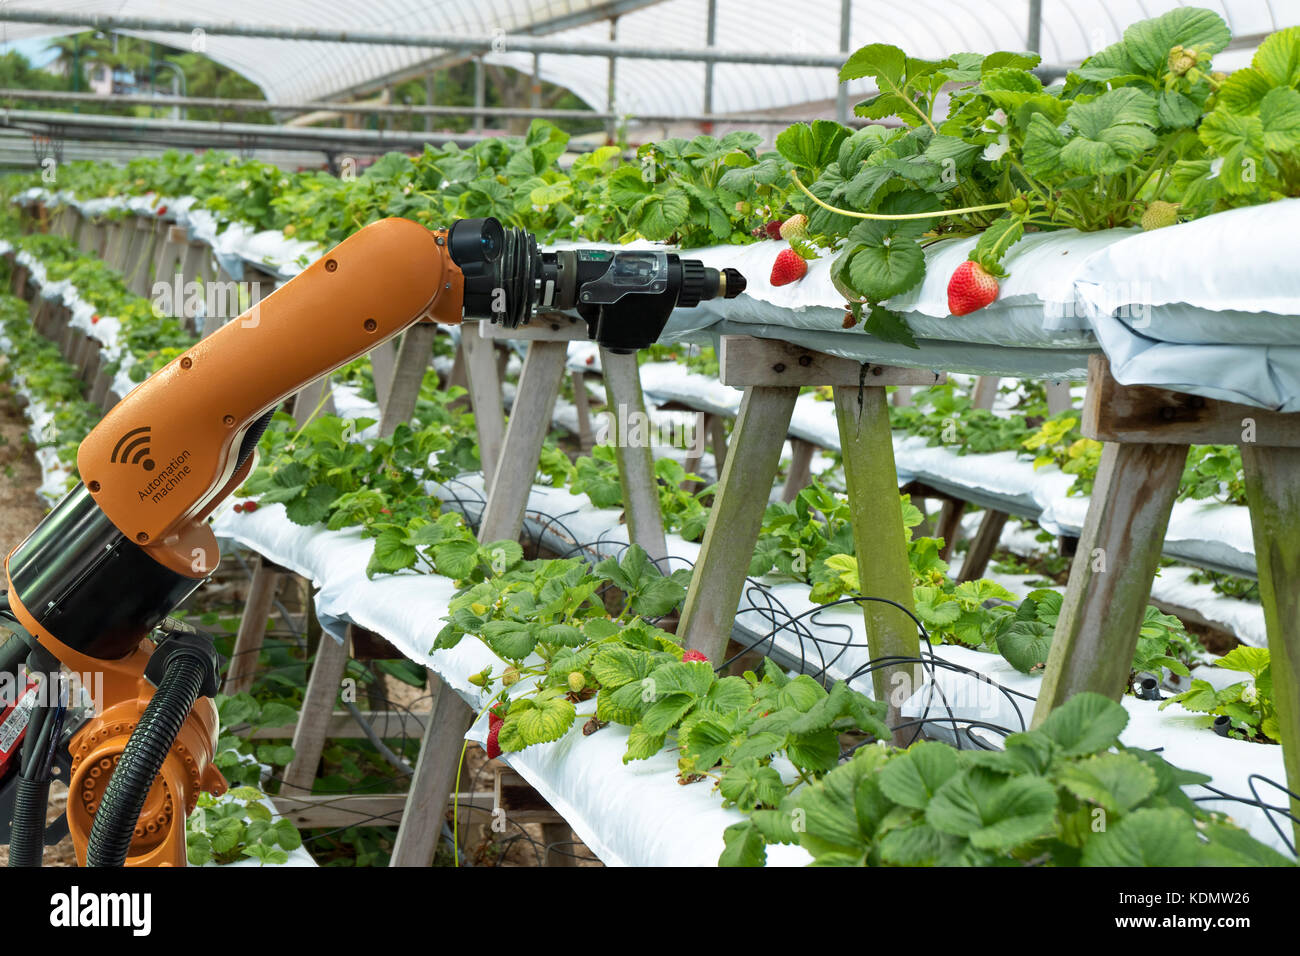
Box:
448, 217, 505, 266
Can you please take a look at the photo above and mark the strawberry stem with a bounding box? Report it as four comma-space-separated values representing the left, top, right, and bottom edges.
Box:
790, 172, 1010, 220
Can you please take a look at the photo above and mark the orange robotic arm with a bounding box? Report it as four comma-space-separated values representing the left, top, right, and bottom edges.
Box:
2, 214, 743, 866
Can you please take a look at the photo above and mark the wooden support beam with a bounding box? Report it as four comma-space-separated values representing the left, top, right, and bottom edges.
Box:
478, 313, 587, 342
389, 670, 475, 866
462, 324, 505, 489
223, 556, 283, 696
1083, 354, 1300, 446
781, 437, 815, 503
478, 339, 568, 544
720, 335, 944, 388
1045, 380, 1073, 415
678, 386, 799, 662
1240, 445, 1300, 849
934, 498, 964, 561
834, 385, 920, 739
250, 710, 430, 740
600, 347, 667, 564
369, 339, 398, 406
570, 370, 597, 453
956, 509, 1008, 582
1032, 441, 1188, 723
379, 322, 438, 437
971, 375, 1001, 411
282, 630, 353, 794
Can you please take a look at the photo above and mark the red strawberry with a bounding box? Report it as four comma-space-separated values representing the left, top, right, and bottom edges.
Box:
683, 650, 709, 663
242, 500, 259, 513
585, 355, 594, 366
156, 205, 169, 216
947, 261, 999, 315
770, 248, 807, 287
233, 503, 244, 513
764, 220, 784, 240
485, 722, 501, 759
91, 314, 100, 324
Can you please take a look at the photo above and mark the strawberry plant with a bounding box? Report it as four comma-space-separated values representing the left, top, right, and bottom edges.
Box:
1161, 645, 1279, 742
721, 692, 1291, 866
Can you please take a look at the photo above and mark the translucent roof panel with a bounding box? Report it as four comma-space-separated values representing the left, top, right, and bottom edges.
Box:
3, 1, 1298, 117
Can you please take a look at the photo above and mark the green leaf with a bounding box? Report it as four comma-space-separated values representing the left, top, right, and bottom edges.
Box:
719, 760, 786, 811
622, 725, 666, 762
1216, 645, 1270, 678
775, 120, 849, 173
878, 741, 961, 809
502, 695, 576, 750
1081, 807, 1204, 866
1059, 88, 1158, 175
284, 483, 338, 525
370, 527, 418, 574
861, 304, 918, 349
633, 189, 690, 240
997, 619, 1053, 673
433, 538, 480, 579
1022, 112, 1069, 179
1121, 6, 1230, 75
926, 767, 1057, 850
481, 620, 537, 660
719, 821, 767, 866
971, 215, 1025, 277
1037, 692, 1129, 755
1254, 25, 1300, 87
1057, 752, 1158, 814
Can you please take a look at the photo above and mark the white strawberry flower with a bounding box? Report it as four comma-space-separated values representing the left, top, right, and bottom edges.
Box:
1242, 682, 1258, 705
571, 214, 586, 229
981, 109, 1011, 162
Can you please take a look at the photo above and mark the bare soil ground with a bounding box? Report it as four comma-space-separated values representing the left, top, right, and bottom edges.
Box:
0, 380, 78, 866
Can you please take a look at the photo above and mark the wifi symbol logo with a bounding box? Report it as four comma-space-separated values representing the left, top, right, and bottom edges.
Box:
111, 426, 155, 471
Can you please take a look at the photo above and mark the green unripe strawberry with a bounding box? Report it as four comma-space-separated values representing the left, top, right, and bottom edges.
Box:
468, 667, 491, 688
502, 665, 520, 687
779, 214, 808, 241
567, 671, 586, 693
1141, 201, 1180, 231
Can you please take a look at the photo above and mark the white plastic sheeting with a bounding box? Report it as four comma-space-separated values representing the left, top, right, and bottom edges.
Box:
4, 2, 1296, 120
212, 478, 1295, 862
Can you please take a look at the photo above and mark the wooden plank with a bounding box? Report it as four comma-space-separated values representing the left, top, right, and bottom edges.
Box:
281, 630, 353, 794
1240, 445, 1300, 848
678, 386, 799, 663
971, 376, 1000, 411
600, 347, 667, 564
462, 324, 505, 488
1045, 380, 1073, 415
1084, 354, 1300, 446
389, 670, 474, 866
934, 498, 964, 561
956, 509, 1008, 582
127, 217, 159, 297
477, 339, 568, 544
708, 412, 729, 474
1032, 441, 1188, 723
379, 322, 438, 437
570, 370, 597, 453
781, 437, 815, 503
369, 339, 398, 406
834, 385, 920, 741
250, 710, 430, 739
478, 313, 588, 342
222, 557, 282, 696
720, 335, 945, 388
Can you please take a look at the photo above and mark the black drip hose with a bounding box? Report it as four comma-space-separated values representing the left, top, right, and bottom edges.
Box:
7, 778, 50, 866
85, 654, 206, 867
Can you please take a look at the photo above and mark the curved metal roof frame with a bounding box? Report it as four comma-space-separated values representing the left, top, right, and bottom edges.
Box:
1, 1, 1296, 119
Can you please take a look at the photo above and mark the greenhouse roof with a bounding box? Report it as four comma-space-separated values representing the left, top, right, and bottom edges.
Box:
2, 1, 1297, 118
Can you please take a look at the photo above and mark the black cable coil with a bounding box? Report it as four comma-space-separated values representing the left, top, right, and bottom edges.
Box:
7, 777, 50, 867
84, 653, 207, 867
